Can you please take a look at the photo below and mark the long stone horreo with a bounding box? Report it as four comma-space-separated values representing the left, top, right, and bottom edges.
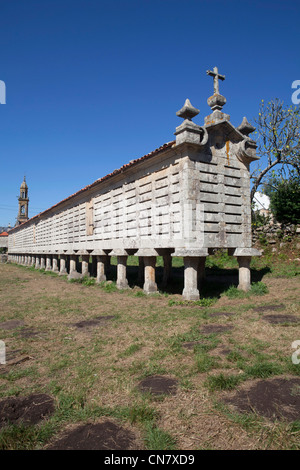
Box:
7, 68, 261, 300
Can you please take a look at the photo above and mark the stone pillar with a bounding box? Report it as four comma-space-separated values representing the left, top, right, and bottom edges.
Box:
35, 255, 40, 269
52, 255, 59, 273
135, 249, 159, 294
31, 255, 36, 267
46, 254, 52, 271
40, 255, 46, 270
81, 255, 90, 277
59, 255, 68, 275
96, 255, 107, 283
143, 256, 158, 294
68, 255, 81, 280
237, 256, 251, 292
233, 248, 261, 292
116, 256, 129, 289
27, 255, 32, 266
182, 257, 200, 301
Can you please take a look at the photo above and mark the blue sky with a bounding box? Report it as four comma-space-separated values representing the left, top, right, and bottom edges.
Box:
0, 0, 299, 226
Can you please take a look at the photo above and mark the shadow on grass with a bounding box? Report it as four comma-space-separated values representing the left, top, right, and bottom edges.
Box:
105, 264, 272, 299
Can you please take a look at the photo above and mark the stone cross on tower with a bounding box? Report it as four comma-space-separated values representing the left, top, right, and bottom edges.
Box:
206, 66, 225, 95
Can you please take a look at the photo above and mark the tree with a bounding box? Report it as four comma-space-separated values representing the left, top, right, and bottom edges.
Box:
264, 173, 300, 225
250, 98, 300, 202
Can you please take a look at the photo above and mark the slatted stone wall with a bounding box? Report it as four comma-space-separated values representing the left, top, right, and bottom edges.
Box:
190, 135, 252, 249
9, 148, 191, 253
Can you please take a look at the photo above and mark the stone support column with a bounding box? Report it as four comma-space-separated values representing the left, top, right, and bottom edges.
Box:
40, 255, 46, 270
31, 255, 36, 266
52, 255, 59, 273
81, 255, 90, 277
182, 257, 200, 301
46, 255, 52, 271
68, 255, 81, 280
135, 249, 159, 294
237, 256, 251, 292
116, 256, 129, 289
96, 255, 107, 283
233, 248, 261, 292
35, 255, 40, 269
143, 257, 158, 294
59, 255, 68, 275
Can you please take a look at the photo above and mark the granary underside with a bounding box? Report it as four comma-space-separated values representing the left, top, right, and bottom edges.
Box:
7, 68, 261, 300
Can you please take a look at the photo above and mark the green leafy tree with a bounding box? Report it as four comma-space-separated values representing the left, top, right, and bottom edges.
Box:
250, 98, 300, 202
264, 173, 300, 225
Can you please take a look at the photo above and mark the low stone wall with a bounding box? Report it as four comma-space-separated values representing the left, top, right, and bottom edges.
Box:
252, 220, 300, 248
0, 254, 8, 263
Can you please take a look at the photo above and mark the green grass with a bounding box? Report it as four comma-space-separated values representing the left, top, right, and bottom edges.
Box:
168, 298, 217, 307
143, 423, 177, 450
120, 343, 143, 358
224, 282, 268, 299
205, 373, 242, 391
195, 353, 219, 373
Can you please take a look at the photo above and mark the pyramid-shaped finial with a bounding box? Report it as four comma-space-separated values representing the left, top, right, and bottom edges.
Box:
176, 99, 199, 121
237, 117, 256, 136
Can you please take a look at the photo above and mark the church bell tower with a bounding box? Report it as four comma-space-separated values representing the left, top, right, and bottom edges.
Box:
16, 176, 29, 226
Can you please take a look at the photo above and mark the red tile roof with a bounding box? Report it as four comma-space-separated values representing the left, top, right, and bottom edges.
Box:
0, 232, 8, 237
9, 141, 175, 233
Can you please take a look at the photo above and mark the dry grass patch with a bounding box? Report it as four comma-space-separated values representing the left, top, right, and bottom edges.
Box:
0, 262, 299, 450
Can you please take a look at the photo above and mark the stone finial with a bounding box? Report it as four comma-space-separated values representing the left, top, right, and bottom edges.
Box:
207, 66, 225, 94
205, 66, 230, 124
175, 98, 208, 147
237, 117, 256, 136
206, 66, 226, 112
176, 99, 199, 121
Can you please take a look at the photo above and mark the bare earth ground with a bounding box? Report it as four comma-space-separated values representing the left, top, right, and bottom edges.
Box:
0, 261, 299, 450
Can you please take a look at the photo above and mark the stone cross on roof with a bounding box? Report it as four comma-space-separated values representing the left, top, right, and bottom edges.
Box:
206, 66, 225, 95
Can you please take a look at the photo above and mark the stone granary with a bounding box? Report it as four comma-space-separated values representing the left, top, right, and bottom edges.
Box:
7, 68, 261, 300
